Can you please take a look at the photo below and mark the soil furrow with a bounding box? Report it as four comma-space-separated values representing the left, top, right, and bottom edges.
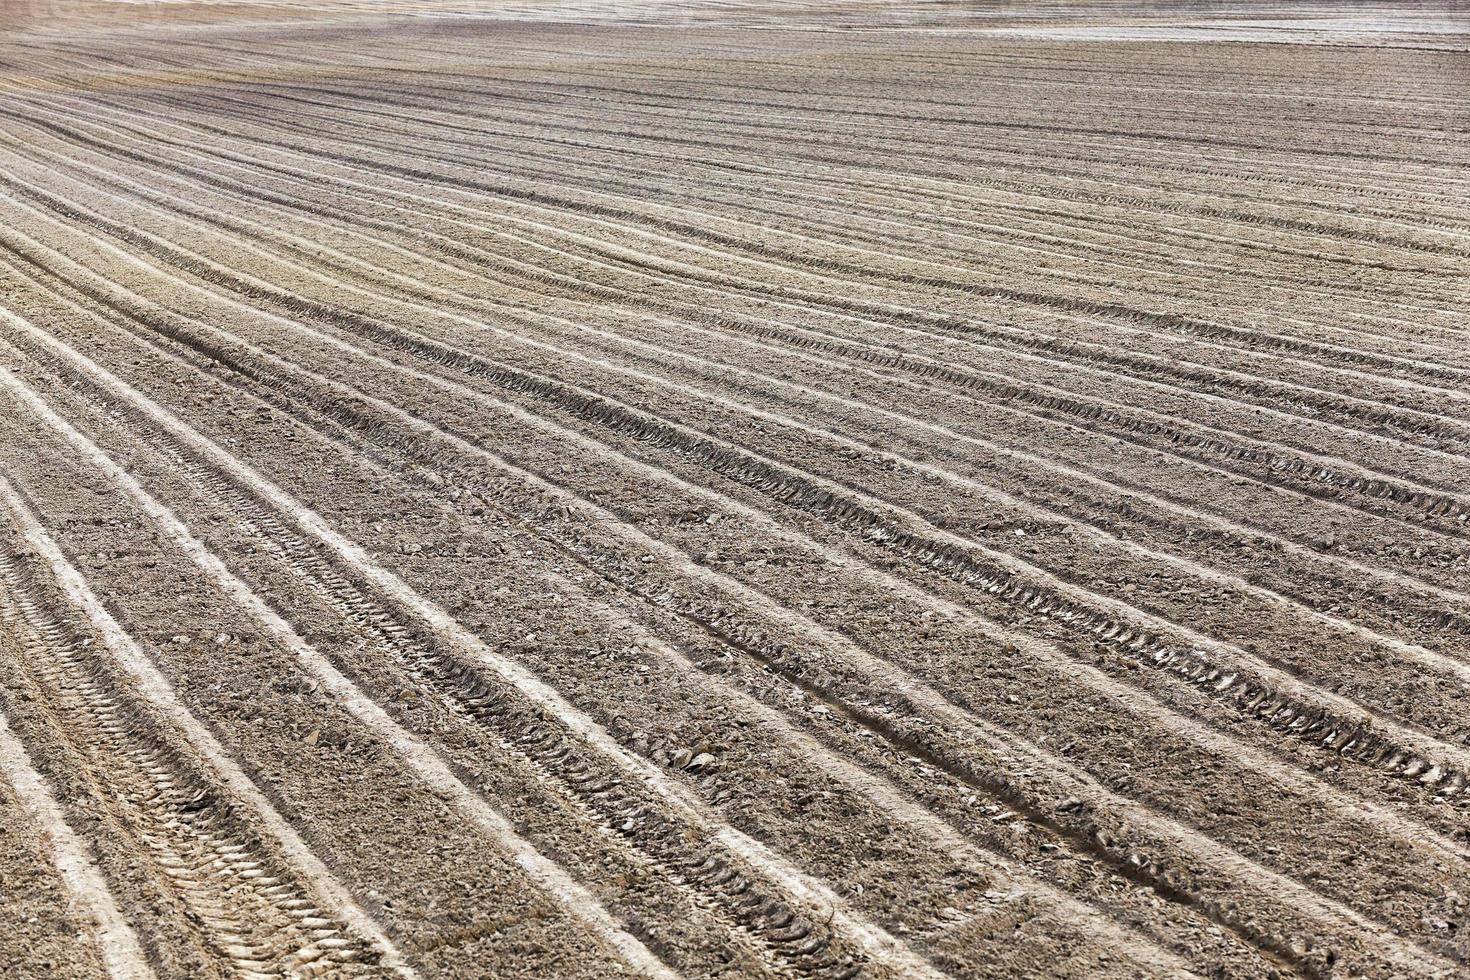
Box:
5, 8, 1466, 975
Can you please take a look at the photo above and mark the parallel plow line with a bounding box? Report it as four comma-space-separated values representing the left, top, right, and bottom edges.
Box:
4, 106, 1469, 633
4, 167, 1468, 841
6, 168, 1464, 808
0, 708, 152, 980
0, 310, 948, 980
17, 89, 1470, 461
0, 546, 384, 978
3, 270, 1454, 977
133, 84, 1470, 428
0, 234, 1295, 977
14, 92, 1470, 518
0, 345, 682, 980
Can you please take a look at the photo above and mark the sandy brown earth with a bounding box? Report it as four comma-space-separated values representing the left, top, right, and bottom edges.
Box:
0, 1, 1468, 977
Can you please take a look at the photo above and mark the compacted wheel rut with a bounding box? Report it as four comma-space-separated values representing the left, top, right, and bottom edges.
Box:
1, 2, 1467, 978
0, 706, 140, 980
0, 245, 1451, 979
0, 537, 391, 979
0, 306, 1096, 980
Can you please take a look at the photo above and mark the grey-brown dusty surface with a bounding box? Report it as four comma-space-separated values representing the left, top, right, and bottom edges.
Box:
1, 1, 1468, 977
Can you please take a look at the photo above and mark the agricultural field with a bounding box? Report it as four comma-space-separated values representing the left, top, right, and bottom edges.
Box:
0, 1, 1468, 977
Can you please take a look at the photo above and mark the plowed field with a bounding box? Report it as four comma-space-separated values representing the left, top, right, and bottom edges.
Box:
2, 2, 1469, 977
